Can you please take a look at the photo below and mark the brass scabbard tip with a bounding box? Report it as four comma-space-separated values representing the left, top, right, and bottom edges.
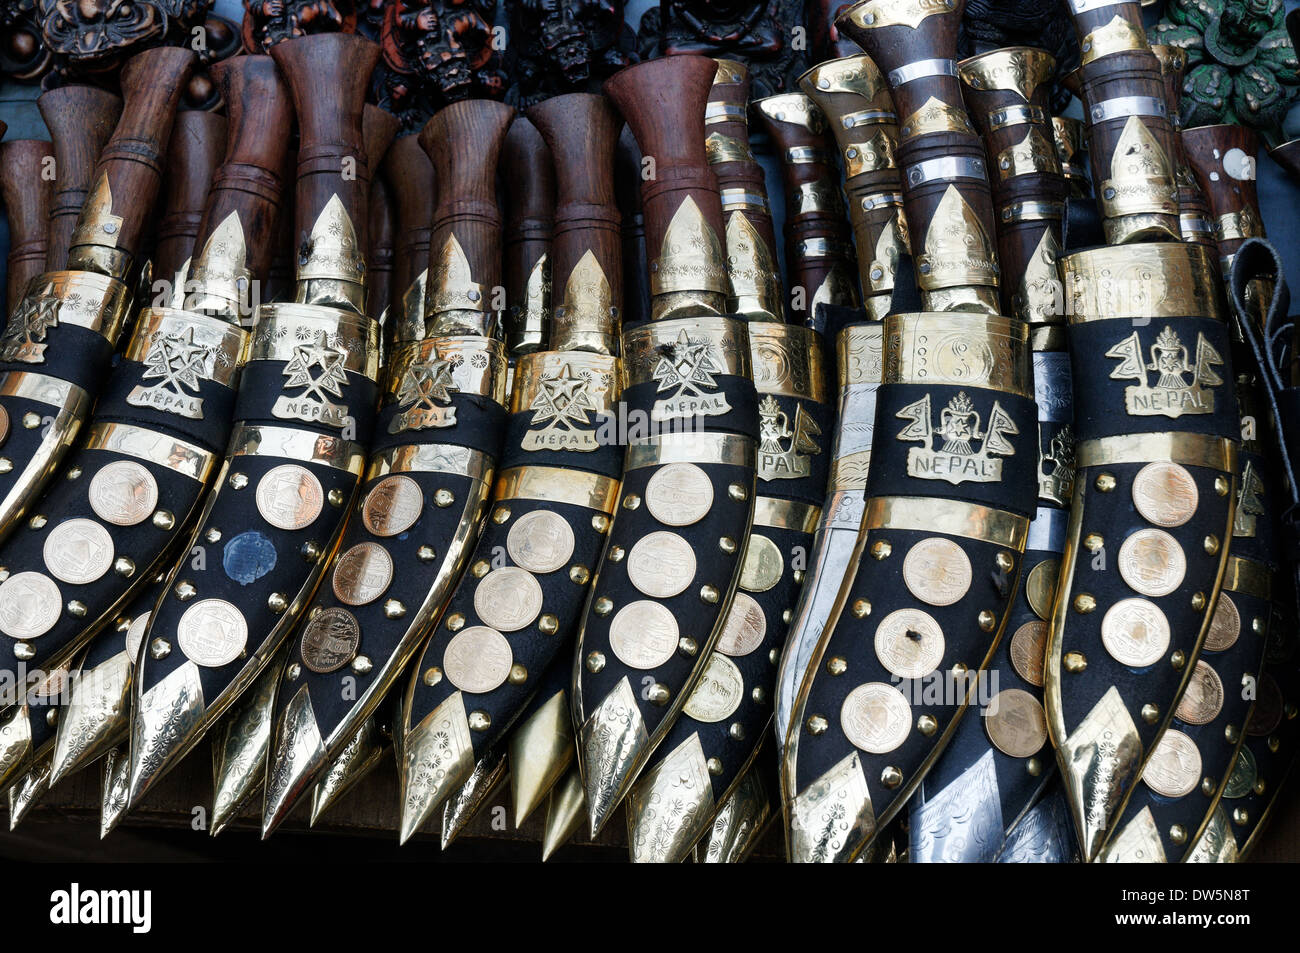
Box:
261, 684, 327, 839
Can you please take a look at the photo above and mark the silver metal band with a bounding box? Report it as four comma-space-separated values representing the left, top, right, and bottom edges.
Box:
1000, 200, 1065, 224
989, 104, 1049, 131
905, 155, 987, 187
720, 189, 770, 213
840, 108, 896, 129
1088, 96, 1168, 123
229, 423, 366, 474
861, 192, 905, 212
626, 432, 756, 470
888, 59, 957, 86
786, 146, 833, 165
84, 421, 215, 483
704, 102, 748, 125
797, 237, 856, 259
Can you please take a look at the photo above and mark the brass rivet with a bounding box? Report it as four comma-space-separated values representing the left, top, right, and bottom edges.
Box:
1252, 616, 1265, 635
174, 580, 196, 601
751, 686, 767, 704
880, 766, 903, 789
591, 514, 610, 533
1254, 778, 1267, 796
700, 585, 720, 604
586, 651, 606, 673
827, 656, 847, 676
153, 510, 175, 530
1170, 650, 1186, 670
707, 757, 723, 775
12, 642, 34, 661
468, 711, 491, 731
1073, 593, 1097, 613
1203, 534, 1220, 555
871, 540, 892, 560
327, 488, 345, 507
22, 411, 40, 429
569, 565, 590, 585
1064, 651, 1087, 673
301, 540, 322, 562
995, 552, 1014, 572
1191, 591, 1206, 611
1169, 824, 1187, 845
150, 638, 171, 659
351, 655, 373, 674
228, 472, 248, 490
1027, 757, 1042, 776
1269, 735, 1281, 752
728, 483, 747, 502
719, 536, 737, 554
472, 560, 490, 578
66, 467, 82, 481
769, 648, 780, 665
205, 528, 222, 543
417, 545, 436, 562
286, 663, 301, 680
917, 715, 938, 736
679, 637, 698, 656
852, 599, 871, 619
508, 664, 528, 685
1201, 776, 1216, 796
0, 459, 12, 474
594, 597, 613, 616
978, 610, 996, 632
1083, 533, 1104, 552
446, 613, 465, 631
538, 614, 558, 635
493, 506, 511, 524
951, 662, 968, 678
623, 493, 641, 510
647, 683, 670, 705
793, 569, 805, 584
1141, 703, 1159, 724
782, 609, 792, 624
1215, 476, 1230, 496
423, 667, 443, 687
268, 592, 288, 613
28, 514, 46, 529
806, 714, 828, 735
113, 556, 135, 577
728, 723, 745, 741
1224, 723, 1240, 744
434, 489, 455, 508
607, 546, 625, 563
67, 600, 87, 617
1095, 473, 1116, 492
1233, 807, 1249, 826
46, 709, 58, 726
383, 599, 406, 619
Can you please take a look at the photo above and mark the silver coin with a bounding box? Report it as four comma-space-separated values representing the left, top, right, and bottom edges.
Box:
473, 566, 543, 632
43, 518, 115, 585
0, 571, 61, 639
125, 611, 150, 662
739, 534, 783, 593
874, 608, 945, 679
1142, 728, 1202, 798
255, 464, 324, 531
1117, 528, 1186, 598
177, 599, 248, 667
300, 607, 360, 674
626, 531, 696, 598
88, 460, 159, 526
608, 600, 679, 670
682, 654, 744, 723
841, 682, 912, 754
902, 537, 972, 607
1100, 597, 1171, 667
1132, 461, 1198, 528
1203, 593, 1241, 653
715, 591, 766, 657
443, 625, 514, 694
506, 509, 575, 574
645, 462, 714, 526
1174, 660, 1224, 726
331, 542, 393, 606
362, 474, 423, 537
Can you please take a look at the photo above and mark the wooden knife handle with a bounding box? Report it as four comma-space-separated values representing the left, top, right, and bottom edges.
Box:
0, 139, 54, 313
154, 110, 227, 283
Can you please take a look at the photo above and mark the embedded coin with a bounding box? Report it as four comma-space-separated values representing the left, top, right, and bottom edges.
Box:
88, 460, 159, 526
1175, 660, 1224, 726
0, 404, 8, 446
1142, 728, 1202, 798
443, 625, 513, 693
256, 464, 324, 530
300, 606, 360, 674
362, 474, 424, 537
43, 518, 115, 585
1203, 592, 1240, 653
1026, 558, 1059, 621
0, 572, 61, 639
682, 653, 745, 723
608, 600, 679, 670
1132, 461, 1198, 528
1222, 746, 1258, 799
645, 462, 714, 526
332, 541, 394, 606
984, 688, 1048, 758
177, 599, 248, 667
874, 608, 945, 679
125, 612, 150, 661
626, 531, 696, 598
473, 566, 543, 632
902, 537, 971, 607
1117, 528, 1186, 598
739, 533, 783, 593
506, 509, 575, 574
841, 682, 912, 754
1247, 673, 1283, 737
715, 591, 766, 657
1009, 620, 1048, 688
1100, 598, 1171, 667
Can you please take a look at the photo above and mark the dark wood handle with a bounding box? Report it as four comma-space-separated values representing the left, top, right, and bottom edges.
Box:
501, 116, 555, 353
270, 33, 380, 260
37, 85, 122, 271
1183, 124, 1264, 260
368, 175, 396, 318
420, 99, 516, 301
154, 110, 227, 283
0, 139, 53, 313
363, 105, 400, 186
68, 46, 197, 274
616, 124, 652, 329
383, 134, 436, 303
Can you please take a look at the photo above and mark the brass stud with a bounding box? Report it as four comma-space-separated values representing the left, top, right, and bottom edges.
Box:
150, 638, 171, 659
586, 652, 606, 673
267, 592, 288, 613
12, 642, 34, 661
434, 489, 455, 508
1224, 723, 1240, 744
468, 711, 491, 731
1287, 703, 1299, 720
65, 467, 82, 481
1083, 533, 1104, 552
1252, 616, 1265, 635
46, 709, 58, 726
728, 723, 745, 741
1203, 534, 1220, 555
508, 664, 528, 685
301, 540, 322, 562
174, 580, 196, 601
751, 686, 767, 704
768, 648, 780, 665
1073, 594, 1096, 613
1064, 651, 1087, 673
1170, 650, 1186, 670
852, 599, 871, 619
538, 614, 558, 635
951, 662, 968, 678
782, 609, 792, 624
1027, 757, 1042, 777
472, 560, 490, 578
1254, 778, 1267, 796
707, 757, 723, 775
1095, 473, 1116, 492
1201, 776, 1216, 796
205, 528, 222, 544
806, 714, 828, 735
286, 663, 301, 680
446, 613, 465, 632
679, 637, 698, 656
383, 599, 406, 619
793, 569, 805, 584
417, 545, 436, 562
1269, 734, 1281, 752
646, 683, 670, 705
1215, 475, 1230, 496
607, 545, 625, 563
21, 411, 40, 429
351, 655, 373, 674
423, 667, 443, 687
0, 569, 8, 583
728, 483, 747, 502
113, 557, 135, 578
1233, 807, 1249, 826
569, 565, 590, 585
917, 714, 938, 736
719, 536, 737, 554
67, 600, 86, 617
623, 493, 641, 510
228, 472, 248, 490
827, 656, 847, 676
995, 552, 1014, 571
1140, 703, 1159, 724
0, 459, 10, 474
153, 510, 175, 530
594, 597, 613, 616
700, 585, 720, 604
327, 488, 345, 507
978, 610, 996, 632
28, 515, 46, 529
591, 514, 610, 533
1169, 824, 1187, 845
871, 540, 892, 560
1191, 591, 1206, 611
493, 506, 511, 524
880, 766, 903, 789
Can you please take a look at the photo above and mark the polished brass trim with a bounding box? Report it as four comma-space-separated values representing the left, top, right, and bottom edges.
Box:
1216, 208, 1264, 242
625, 432, 756, 470
1075, 434, 1237, 473
754, 495, 821, 533
1080, 15, 1149, 66
1060, 242, 1226, 323
7, 270, 132, 350
622, 316, 752, 388
839, 324, 884, 387
704, 102, 748, 125
748, 324, 829, 401
885, 312, 1033, 398
1222, 555, 1272, 602
249, 302, 381, 381
864, 495, 1030, 549
385, 335, 508, 407
369, 444, 494, 483
123, 308, 250, 389
0, 371, 82, 409
83, 422, 215, 483
228, 423, 365, 474
797, 54, 892, 106
958, 47, 1055, 101
510, 351, 621, 416
493, 465, 620, 513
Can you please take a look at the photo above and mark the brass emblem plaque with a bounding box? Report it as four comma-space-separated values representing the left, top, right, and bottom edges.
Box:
1009, 620, 1047, 688
984, 688, 1048, 758
443, 625, 513, 693
1117, 528, 1186, 597
841, 682, 912, 754
901, 537, 971, 607
683, 654, 744, 723
300, 606, 360, 674
1025, 558, 1059, 621
177, 599, 248, 667
88, 460, 158, 526
43, 518, 115, 585
362, 474, 424, 537
1175, 660, 1224, 726
645, 462, 714, 526
255, 464, 324, 531
874, 608, 945, 679
608, 600, 679, 670
1101, 597, 1171, 667
332, 542, 393, 606
473, 566, 543, 632
0, 572, 61, 639
1132, 461, 1198, 527
739, 534, 783, 593
1142, 728, 1202, 798
716, 592, 766, 657
1203, 593, 1240, 653
506, 510, 575, 574
627, 531, 696, 598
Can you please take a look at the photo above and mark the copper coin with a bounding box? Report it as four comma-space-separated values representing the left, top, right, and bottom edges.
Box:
125, 611, 150, 662
715, 592, 766, 657
682, 653, 744, 723
362, 474, 424, 537
1101, 598, 1171, 667
0, 572, 61, 639
1222, 746, 1257, 799
902, 537, 971, 607
1247, 673, 1283, 737
1117, 528, 1186, 598
43, 518, 115, 585
506, 510, 575, 574
0, 404, 8, 447
177, 599, 248, 667
256, 464, 324, 531
608, 600, 679, 670
645, 462, 714, 526
1025, 558, 1059, 621
1132, 461, 1198, 528
88, 460, 159, 526
1203, 593, 1240, 653
1009, 620, 1048, 688
840, 682, 912, 754
627, 531, 696, 598
874, 608, 945, 679
1175, 660, 1224, 726
331, 542, 393, 606
300, 606, 360, 674
739, 534, 783, 593
984, 688, 1048, 758
473, 566, 543, 632
1142, 728, 1202, 798
442, 625, 513, 693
